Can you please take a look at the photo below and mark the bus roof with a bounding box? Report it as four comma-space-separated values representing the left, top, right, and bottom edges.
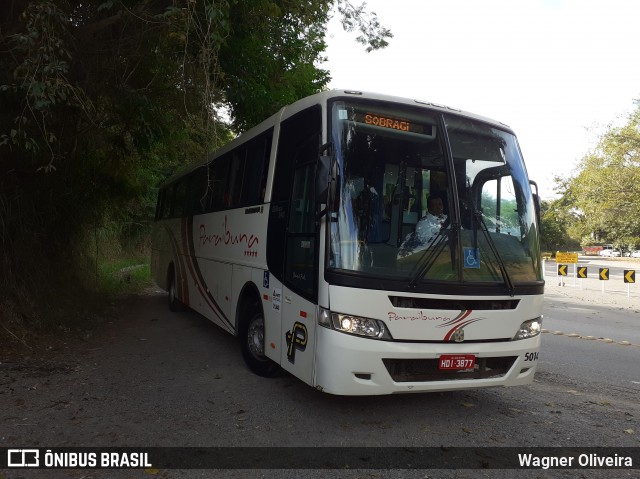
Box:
161, 89, 515, 186
290, 89, 512, 130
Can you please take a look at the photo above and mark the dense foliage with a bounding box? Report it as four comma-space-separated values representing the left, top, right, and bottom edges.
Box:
539, 197, 581, 253
0, 0, 391, 332
548, 101, 640, 253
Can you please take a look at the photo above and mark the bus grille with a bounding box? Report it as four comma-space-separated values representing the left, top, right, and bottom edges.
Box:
382, 357, 517, 382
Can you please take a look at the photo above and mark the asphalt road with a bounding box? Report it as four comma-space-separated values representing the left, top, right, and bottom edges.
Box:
540, 333, 639, 397
1, 285, 639, 479
543, 296, 640, 344
542, 257, 640, 394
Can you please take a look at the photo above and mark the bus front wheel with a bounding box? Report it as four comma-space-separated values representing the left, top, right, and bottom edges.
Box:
240, 310, 280, 377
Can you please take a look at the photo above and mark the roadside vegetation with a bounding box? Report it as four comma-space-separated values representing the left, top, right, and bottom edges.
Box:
0, 0, 391, 348
540, 101, 640, 256
2, 1, 637, 349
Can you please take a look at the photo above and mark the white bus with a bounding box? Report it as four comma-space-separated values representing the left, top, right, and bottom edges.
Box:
151, 90, 544, 395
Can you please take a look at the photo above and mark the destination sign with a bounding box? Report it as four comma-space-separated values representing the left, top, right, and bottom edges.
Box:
353, 111, 433, 137
364, 113, 410, 132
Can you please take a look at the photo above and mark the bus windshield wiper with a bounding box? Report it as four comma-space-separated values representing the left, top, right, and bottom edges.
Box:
473, 210, 515, 296
407, 222, 451, 289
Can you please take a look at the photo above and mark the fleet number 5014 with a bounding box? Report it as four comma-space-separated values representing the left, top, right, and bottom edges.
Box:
524, 352, 539, 361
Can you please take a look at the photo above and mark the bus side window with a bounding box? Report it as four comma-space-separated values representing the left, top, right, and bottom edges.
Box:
228, 149, 246, 207
209, 155, 231, 211
155, 188, 164, 221
189, 166, 209, 216
163, 184, 174, 219
241, 132, 272, 205
172, 179, 187, 217
260, 135, 273, 201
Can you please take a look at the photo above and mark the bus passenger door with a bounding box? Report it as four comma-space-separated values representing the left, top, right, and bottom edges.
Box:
268, 105, 321, 386
281, 155, 318, 386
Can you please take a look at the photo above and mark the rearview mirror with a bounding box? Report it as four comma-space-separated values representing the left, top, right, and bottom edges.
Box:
530, 180, 541, 230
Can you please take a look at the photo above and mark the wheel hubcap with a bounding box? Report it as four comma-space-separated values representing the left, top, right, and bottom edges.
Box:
247, 316, 265, 358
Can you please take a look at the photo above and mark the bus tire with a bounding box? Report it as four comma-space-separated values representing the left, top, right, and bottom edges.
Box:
167, 266, 183, 312
240, 309, 280, 377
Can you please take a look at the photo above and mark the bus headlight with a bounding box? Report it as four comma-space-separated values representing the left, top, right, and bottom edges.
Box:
513, 317, 542, 340
318, 308, 393, 340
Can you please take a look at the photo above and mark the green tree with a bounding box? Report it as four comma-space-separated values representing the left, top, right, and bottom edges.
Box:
219, 0, 332, 131
0, 0, 392, 333
560, 103, 640, 251
539, 198, 580, 253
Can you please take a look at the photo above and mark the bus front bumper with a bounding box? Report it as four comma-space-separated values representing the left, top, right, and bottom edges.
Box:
313, 327, 541, 396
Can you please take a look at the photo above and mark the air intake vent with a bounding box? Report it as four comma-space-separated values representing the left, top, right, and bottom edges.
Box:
389, 297, 519, 310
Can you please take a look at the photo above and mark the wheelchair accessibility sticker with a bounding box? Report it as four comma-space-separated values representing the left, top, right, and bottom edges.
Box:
464, 247, 480, 269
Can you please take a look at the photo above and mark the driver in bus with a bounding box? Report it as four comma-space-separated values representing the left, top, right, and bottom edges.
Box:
351, 177, 382, 242
398, 195, 447, 258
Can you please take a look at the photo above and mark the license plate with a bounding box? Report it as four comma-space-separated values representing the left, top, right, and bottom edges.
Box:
438, 354, 476, 370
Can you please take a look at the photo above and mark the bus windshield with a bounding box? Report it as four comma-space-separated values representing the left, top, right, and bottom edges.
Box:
328, 100, 542, 288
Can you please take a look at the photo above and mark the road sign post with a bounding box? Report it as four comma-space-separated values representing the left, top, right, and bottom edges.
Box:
577, 266, 588, 289
624, 270, 635, 297
557, 264, 568, 286
555, 252, 578, 288
599, 267, 609, 294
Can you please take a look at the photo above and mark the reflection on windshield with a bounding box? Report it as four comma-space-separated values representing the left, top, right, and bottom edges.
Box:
328, 101, 542, 287
398, 195, 447, 259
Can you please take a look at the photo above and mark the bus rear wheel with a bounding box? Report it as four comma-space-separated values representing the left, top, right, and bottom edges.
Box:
167, 267, 183, 312
240, 310, 280, 377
